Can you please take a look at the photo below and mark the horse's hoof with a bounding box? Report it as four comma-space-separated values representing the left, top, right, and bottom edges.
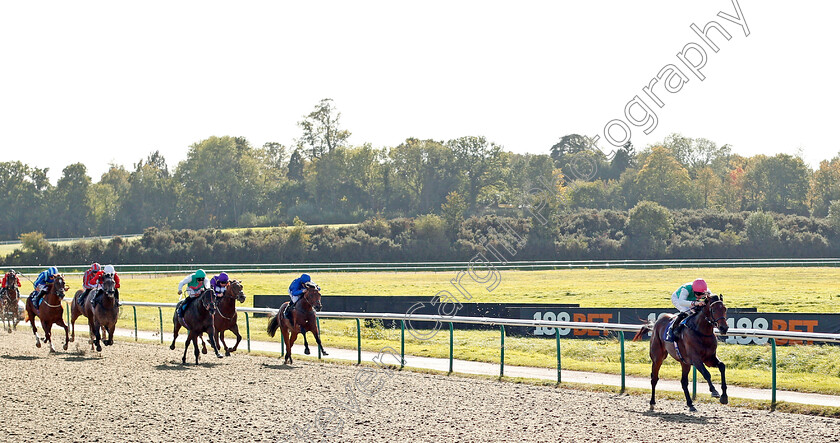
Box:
649, 404, 654, 411
710, 390, 720, 398
720, 394, 728, 405
169, 344, 175, 350
201, 348, 207, 355
35, 341, 41, 348
181, 358, 186, 365
688, 405, 697, 412
322, 350, 329, 356
216, 353, 223, 359
225, 351, 231, 357
96, 345, 102, 352
63, 344, 68, 351
304, 348, 310, 355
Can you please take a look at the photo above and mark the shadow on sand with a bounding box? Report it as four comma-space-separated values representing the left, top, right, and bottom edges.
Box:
261, 363, 295, 371
636, 409, 710, 424
1, 354, 40, 361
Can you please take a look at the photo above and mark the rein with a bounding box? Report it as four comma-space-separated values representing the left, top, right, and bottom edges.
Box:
686, 299, 725, 338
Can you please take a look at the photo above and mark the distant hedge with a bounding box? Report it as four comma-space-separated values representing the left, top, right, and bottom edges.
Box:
3, 207, 838, 267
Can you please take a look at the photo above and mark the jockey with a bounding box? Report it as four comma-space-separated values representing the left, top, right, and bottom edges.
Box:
177, 269, 209, 317
91, 264, 121, 308
210, 272, 230, 296
80, 263, 102, 305
668, 278, 710, 340
31, 266, 59, 307
1, 269, 22, 295
286, 273, 313, 319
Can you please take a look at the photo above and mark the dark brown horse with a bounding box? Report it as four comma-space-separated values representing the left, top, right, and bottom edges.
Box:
266, 283, 328, 364
213, 280, 246, 356
170, 289, 223, 364
70, 274, 120, 352
1, 271, 21, 333
633, 294, 729, 411
24, 275, 70, 352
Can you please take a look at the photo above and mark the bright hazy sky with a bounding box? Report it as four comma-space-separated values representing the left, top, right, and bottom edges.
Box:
1, 1, 837, 182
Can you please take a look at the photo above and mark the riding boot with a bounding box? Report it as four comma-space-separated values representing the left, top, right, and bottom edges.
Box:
91, 291, 99, 309
285, 300, 296, 320
115, 289, 120, 307
669, 311, 689, 340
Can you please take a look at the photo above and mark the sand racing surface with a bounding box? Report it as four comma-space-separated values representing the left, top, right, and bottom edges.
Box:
0, 331, 837, 442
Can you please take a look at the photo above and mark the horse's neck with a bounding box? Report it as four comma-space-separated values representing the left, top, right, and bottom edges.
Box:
218, 294, 235, 314
688, 310, 713, 333
99, 293, 116, 308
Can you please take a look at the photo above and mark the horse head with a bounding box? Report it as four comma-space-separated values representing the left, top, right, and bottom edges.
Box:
53, 275, 66, 298
702, 294, 728, 334
303, 282, 322, 312
226, 280, 246, 303
200, 289, 217, 315
4, 272, 15, 292
101, 274, 116, 299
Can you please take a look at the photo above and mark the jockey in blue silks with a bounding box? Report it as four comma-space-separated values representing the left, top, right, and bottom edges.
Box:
31, 266, 59, 307
286, 274, 313, 319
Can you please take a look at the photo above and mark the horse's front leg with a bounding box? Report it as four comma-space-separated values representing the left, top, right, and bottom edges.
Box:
207, 327, 222, 359
301, 330, 310, 355
707, 357, 728, 404
55, 313, 70, 351
228, 323, 242, 352
680, 363, 695, 411
311, 323, 329, 357
694, 361, 719, 399
27, 306, 40, 348
43, 320, 55, 353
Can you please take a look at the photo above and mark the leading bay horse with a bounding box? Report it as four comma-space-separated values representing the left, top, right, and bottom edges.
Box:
213, 280, 246, 356
170, 289, 223, 364
266, 282, 328, 364
633, 294, 729, 411
70, 274, 120, 352
24, 275, 70, 352
1, 271, 21, 332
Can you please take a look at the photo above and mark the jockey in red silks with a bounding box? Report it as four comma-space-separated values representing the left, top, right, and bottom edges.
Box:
80, 263, 102, 305
91, 264, 121, 308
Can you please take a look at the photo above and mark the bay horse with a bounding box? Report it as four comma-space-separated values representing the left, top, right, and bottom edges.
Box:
24, 275, 70, 352
633, 294, 729, 411
70, 274, 119, 352
1, 271, 21, 332
169, 289, 223, 364
213, 280, 246, 356
266, 282, 328, 364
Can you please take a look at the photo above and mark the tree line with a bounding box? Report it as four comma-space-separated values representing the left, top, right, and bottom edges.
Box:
1, 99, 839, 244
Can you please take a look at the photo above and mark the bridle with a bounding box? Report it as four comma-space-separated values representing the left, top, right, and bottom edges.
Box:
214, 282, 244, 320
41, 276, 66, 308
702, 298, 727, 327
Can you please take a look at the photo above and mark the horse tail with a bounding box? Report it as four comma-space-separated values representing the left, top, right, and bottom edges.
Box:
267, 312, 280, 338
633, 323, 652, 341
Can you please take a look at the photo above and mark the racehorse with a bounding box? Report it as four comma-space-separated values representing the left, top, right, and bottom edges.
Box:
213, 280, 246, 356
170, 289, 223, 364
266, 282, 328, 364
633, 294, 730, 411
24, 275, 70, 352
1, 271, 20, 332
70, 274, 120, 352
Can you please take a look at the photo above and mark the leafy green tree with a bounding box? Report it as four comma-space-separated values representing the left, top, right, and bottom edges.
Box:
50, 163, 93, 236
297, 98, 351, 158
176, 136, 267, 227
389, 138, 459, 213
119, 151, 177, 232
634, 146, 695, 208
809, 157, 840, 217
448, 136, 504, 209
287, 148, 305, 182
0, 161, 50, 239
743, 154, 810, 214
623, 200, 673, 257
549, 133, 607, 182
660, 133, 731, 176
